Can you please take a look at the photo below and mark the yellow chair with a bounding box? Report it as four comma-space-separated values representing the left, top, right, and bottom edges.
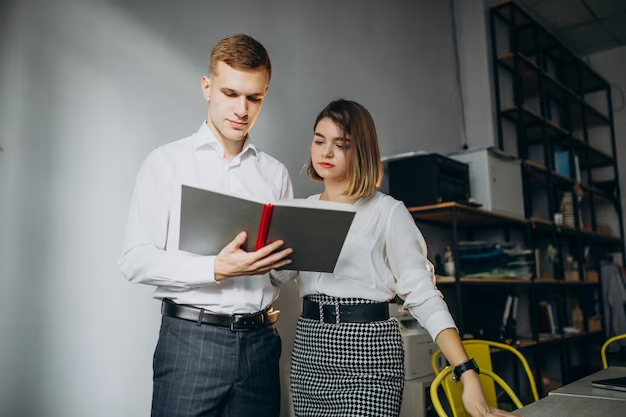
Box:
601, 334, 626, 369
430, 340, 539, 417
430, 366, 523, 417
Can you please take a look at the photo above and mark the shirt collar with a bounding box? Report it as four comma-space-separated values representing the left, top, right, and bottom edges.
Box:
193, 121, 259, 160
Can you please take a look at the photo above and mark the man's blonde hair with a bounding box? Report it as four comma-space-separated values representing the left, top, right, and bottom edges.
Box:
209, 34, 271, 81
306, 99, 382, 198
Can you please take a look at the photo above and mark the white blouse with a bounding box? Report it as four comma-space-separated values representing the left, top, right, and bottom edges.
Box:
299, 191, 458, 340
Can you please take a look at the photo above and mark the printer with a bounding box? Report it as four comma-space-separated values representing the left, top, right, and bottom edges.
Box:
389, 303, 441, 380
385, 152, 471, 208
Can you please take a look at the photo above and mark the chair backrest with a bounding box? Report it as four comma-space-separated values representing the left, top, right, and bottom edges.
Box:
430, 366, 523, 417
601, 334, 626, 369
430, 339, 539, 416
462, 340, 539, 401
431, 343, 497, 417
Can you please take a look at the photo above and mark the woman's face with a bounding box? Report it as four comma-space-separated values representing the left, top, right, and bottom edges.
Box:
310, 118, 352, 183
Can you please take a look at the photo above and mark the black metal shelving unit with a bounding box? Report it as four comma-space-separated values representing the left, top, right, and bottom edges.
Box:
394, 1, 624, 406
410, 202, 619, 399
403, 2, 624, 402
485, 0, 626, 399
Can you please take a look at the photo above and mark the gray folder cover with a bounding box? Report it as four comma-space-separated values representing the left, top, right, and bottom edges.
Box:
179, 185, 356, 273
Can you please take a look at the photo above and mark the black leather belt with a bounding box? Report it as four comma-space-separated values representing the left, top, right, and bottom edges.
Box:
162, 299, 278, 331
302, 297, 389, 324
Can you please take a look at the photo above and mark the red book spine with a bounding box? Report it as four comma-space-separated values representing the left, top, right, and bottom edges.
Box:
255, 204, 274, 250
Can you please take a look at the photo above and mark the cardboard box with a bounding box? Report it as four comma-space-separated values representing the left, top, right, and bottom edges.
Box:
588, 319, 602, 333
564, 271, 581, 282
585, 271, 599, 283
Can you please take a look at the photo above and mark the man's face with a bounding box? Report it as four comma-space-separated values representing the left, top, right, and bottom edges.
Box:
201, 61, 269, 142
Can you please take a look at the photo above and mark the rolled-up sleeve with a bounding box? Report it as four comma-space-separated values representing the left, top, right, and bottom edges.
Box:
385, 202, 458, 340
118, 150, 217, 289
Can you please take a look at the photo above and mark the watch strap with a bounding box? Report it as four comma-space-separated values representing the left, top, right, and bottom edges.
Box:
452, 358, 480, 382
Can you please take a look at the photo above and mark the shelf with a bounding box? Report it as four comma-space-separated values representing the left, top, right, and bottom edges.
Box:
528, 216, 554, 228
563, 332, 588, 341
569, 101, 610, 130
524, 160, 575, 189
533, 279, 560, 285
501, 105, 567, 139
409, 202, 527, 227
410, 202, 623, 248
490, 338, 537, 353
579, 182, 616, 203
501, 105, 614, 169
554, 136, 613, 170
498, 52, 610, 130
580, 231, 624, 250
517, 338, 538, 348
436, 276, 530, 285
562, 61, 608, 95
565, 280, 599, 286
550, 225, 625, 248
492, 2, 608, 94
461, 333, 596, 352
437, 276, 600, 287
462, 334, 537, 349
557, 224, 580, 238
535, 332, 601, 344
534, 279, 599, 286
538, 334, 563, 344
548, 224, 622, 248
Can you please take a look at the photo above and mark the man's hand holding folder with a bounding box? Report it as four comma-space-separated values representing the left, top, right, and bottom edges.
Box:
214, 232, 293, 280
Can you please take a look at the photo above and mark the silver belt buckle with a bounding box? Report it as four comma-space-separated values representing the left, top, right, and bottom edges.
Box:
319, 299, 340, 325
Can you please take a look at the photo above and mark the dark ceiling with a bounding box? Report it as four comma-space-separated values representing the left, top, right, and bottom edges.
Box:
516, 0, 626, 57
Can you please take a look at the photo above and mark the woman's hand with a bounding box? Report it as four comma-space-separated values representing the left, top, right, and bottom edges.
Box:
461, 371, 521, 417
431, 330, 523, 416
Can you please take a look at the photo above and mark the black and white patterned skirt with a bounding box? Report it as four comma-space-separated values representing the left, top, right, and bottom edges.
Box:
290, 294, 405, 417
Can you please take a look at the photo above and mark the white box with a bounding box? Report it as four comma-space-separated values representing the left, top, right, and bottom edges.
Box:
450, 147, 524, 218
391, 304, 439, 380
400, 378, 428, 417
402, 328, 437, 380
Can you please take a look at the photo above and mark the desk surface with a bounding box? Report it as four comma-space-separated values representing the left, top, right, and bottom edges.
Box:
513, 394, 624, 416
548, 366, 626, 401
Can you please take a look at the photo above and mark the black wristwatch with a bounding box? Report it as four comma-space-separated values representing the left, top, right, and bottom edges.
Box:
452, 358, 480, 382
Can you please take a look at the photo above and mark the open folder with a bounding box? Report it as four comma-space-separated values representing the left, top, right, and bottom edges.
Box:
178, 185, 356, 273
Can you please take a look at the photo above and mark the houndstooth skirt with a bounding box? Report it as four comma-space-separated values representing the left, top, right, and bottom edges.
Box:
290, 294, 405, 417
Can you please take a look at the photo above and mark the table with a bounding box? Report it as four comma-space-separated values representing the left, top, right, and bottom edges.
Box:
513, 394, 625, 416
548, 366, 626, 402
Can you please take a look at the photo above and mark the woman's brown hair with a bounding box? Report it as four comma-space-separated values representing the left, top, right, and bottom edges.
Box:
306, 99, 382, 198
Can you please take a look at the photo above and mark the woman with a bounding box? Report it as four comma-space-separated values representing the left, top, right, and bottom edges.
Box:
290, 99, 516, 417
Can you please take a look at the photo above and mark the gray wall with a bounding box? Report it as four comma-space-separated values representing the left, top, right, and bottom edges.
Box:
0, 1, 466, 416
455, 0, 499, 150
587, 46, 626, 243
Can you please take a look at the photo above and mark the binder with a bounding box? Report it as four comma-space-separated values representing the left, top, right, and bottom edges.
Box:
179, 185, 357, 273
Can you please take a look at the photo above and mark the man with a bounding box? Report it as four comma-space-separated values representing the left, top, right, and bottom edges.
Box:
119, 34, 294, 417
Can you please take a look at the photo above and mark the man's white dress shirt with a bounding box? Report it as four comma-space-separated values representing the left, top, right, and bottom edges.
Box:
119, 122, 293, 314
298, 191, 458, 340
